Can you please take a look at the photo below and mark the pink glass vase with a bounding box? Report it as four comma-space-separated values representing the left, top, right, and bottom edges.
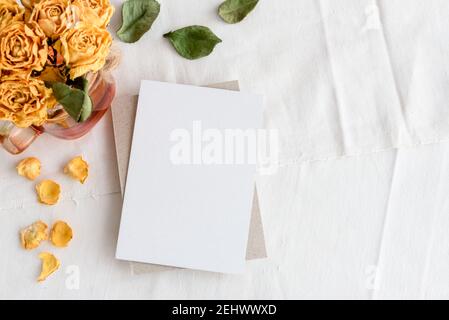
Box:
0, 68, 116, 155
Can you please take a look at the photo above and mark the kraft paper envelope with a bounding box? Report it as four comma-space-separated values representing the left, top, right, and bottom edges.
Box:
111, 81, 267, 274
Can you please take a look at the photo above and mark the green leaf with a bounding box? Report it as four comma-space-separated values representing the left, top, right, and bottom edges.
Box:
51, 81, 92, 122
163, 26, 222, 60
218, 0, 259, 24
117, 0, 160, 43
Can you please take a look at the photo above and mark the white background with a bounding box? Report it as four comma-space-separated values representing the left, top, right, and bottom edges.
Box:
2, 0, 449, 299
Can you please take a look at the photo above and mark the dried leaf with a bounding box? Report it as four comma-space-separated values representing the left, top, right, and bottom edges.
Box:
218, 0, 259, 24
163, 26, 222, 60
51, 81, 92, 122
117, 0, 160, 43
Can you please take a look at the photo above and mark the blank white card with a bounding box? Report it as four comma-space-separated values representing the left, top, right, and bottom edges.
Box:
116, 80, 264, 273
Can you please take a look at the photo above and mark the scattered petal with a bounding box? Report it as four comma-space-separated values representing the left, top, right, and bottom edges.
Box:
20, 221, 48, 250
64, 156, 89, 184
37, 252, 60, 282
50, 221, 73, 247
36, 180, 61, 205
16, 157, 41, 180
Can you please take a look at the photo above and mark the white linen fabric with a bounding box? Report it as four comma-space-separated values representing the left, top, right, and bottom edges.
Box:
0, 118, 120, 210
1, 0, 449, 299
3, 140, 449, 299
109, 0, 449, 165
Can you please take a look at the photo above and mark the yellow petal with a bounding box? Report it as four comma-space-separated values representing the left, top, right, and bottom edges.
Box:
16, 157, 41, 180
37, 252, 60, 282
50, 221, 73, 247
20, 220, 48, 250
64, 156, 88, 184
36, 180, 61, 205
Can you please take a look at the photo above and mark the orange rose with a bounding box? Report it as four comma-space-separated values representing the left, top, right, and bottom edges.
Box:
0, 0, 24, 30
0, 21, 48, 77
72, 0, 113, 28
28, 0, 75, 39
60, 22, 111, 79
0, 77, 55, 127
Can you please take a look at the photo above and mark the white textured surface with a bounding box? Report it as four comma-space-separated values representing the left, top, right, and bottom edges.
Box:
1, 0, 449, 299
